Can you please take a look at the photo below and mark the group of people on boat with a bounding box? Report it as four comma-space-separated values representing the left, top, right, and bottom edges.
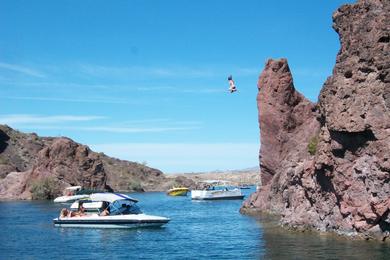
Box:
59, 201, 110, 218
60, 202, 86, 218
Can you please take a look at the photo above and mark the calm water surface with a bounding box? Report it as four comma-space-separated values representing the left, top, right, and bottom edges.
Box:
0, 188, 389, 259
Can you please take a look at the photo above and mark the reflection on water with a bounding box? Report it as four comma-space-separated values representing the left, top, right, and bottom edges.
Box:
0, 188, 389, 259
257, 214, 390, 259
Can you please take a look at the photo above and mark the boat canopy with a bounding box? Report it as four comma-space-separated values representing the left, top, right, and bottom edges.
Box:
202, 180, 231, 185
109, 199, 142, 215
201, 180, 220, 184
65, 186, 82, 191
70, 201, 103, 210
89, 193, 138, 203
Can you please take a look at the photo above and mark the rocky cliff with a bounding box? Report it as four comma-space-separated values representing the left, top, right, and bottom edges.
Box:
242, 0, 390, 241
0, 125, 194, 200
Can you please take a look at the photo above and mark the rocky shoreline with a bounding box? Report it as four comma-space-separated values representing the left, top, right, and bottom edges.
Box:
242, 0, 390, 242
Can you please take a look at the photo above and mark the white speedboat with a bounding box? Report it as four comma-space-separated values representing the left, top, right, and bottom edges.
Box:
191, 181, 244, 200
191, 188, 244, 200
53, 186, 90, 203
53, 193, 170, 228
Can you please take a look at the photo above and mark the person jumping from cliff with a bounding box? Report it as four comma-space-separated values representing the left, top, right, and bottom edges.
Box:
228, 75, 237, 93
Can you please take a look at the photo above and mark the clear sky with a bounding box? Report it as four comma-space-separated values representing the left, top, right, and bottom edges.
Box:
0, 0, 355, 173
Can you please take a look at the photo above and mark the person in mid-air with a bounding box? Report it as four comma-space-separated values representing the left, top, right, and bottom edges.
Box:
228, 75, 237, 93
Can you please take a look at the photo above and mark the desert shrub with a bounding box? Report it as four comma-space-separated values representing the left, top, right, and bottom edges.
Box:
30, 177, 61, 200
128, 180, 144, 192
0, 156, 8, 164
307, 136, 319, 155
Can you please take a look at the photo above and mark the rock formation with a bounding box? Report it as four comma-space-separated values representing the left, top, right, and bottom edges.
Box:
255, 59, 320, 187
241, 57, 326, 230
0, 125, 194, 200
242, 0, 390, 241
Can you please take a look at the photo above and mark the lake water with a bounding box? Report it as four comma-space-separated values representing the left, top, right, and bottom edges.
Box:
0, 188, 389, 259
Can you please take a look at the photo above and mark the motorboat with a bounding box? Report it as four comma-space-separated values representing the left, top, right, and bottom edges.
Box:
191, 181, 244, 200
53, 186, 90, 203
238, 184, 251, 189
167, 187, 189, 196
191, 188, 244, 200
53, 193, 170, 228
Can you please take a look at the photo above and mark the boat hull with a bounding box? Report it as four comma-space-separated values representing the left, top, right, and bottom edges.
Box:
193, 195, 244, 200
54, 223, 164, 228
167, 188, 189, 196
53, 220, 168, 229
191, 189, 244, 200
53, 214, 170, 229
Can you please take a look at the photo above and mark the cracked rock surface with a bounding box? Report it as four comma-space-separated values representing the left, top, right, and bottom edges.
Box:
242, 0, 390, 241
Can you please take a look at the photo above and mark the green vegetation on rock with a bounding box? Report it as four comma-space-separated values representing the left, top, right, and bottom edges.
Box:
0, 156, 8, 165
128, 180, 144, 192
30, 177, 61, 200
307, 136, 319, 155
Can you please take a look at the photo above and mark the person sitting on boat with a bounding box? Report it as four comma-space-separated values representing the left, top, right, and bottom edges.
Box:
100, 208, 110, 216
60, 208, 69, 218
76, 202, 86, 217
99, 202, 110, 216
59, 208, 77, 218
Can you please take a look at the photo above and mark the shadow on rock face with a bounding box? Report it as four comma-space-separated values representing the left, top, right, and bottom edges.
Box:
329, 129, 377, 158
0, 130, 10, 154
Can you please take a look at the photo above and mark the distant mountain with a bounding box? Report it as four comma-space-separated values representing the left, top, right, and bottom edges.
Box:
236, 166, 260, 172
174, 166, 260, 175
172, 167, 260, 186
0, 125, 194, 200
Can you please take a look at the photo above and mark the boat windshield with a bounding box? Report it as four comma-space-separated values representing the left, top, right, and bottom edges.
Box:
109, 199, 142, 215
206, 185, 232, 191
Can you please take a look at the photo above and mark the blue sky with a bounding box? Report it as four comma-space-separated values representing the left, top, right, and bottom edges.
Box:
0, 0, 354, 173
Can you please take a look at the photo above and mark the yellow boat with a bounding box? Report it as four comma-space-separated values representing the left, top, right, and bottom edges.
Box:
167, 187, 189, 196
